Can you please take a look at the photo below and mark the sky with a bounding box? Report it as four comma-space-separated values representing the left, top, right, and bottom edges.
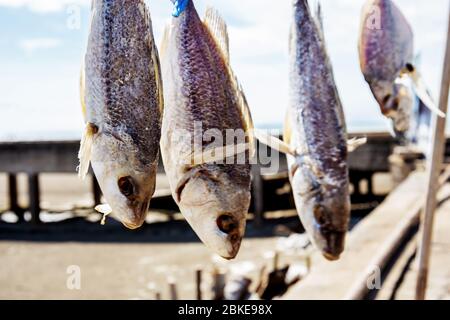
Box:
0, 0, 448, 141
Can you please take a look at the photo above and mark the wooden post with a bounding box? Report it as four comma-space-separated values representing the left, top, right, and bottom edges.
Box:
92, 175, 102, 206
168, 277, 178, 300
8, 174, 23, 222
273, 251, 279, 271
251, 165, 264, 227
211, 269, 226, 300
28, 173, 41, 224
195, 268, 202, 300
367, 173, 374, 196
415, 7, 450, 300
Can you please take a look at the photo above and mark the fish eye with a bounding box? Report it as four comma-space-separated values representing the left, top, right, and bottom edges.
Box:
118, 176, 135, 197
217, 215, 237, 234
313, 206, 327, 225
382, 94, 391, 105
405, 63, 415, 72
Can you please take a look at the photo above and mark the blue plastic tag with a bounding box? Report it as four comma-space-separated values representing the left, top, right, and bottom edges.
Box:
172, 0, 189, 18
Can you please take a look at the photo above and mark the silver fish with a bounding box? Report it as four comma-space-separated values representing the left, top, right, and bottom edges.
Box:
285, 0, 350, 261
160, 1, 254, 259
358, 0, 443, 131
79, 0, 163, 229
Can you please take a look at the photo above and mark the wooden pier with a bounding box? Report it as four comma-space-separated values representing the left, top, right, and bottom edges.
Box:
0, 132, 398, 224
282, 170, 450, 300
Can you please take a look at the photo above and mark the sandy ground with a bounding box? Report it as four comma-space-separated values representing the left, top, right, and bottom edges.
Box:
0, 173, 307, 300
0, 172, 393, 300
0, 237, 289, 300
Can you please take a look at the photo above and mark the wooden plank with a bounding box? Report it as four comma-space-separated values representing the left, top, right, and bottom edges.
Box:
344, 198, 421, 300
376, 236, 417, 300
196, 269, 202, 300
8, 174, 23, 221
0, 141, 80, 174
251, 165, 264, 227
0, 141, 166, 174
0, 133, 396, 174
415, 6, 450, 300
282, 171, 427, 300
28, 173, 41, 224
396, 197, 450, 299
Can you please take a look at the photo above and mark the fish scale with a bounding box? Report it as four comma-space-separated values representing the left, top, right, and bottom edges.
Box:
290, 0, 347, 181
79, 0, 163, 229
87, 1, 160, 165
161, 1, 253, 259
283, 0, 350, 261
177, 8, 241, 131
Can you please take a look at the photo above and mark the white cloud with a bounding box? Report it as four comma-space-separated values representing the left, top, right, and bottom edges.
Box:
19, 37, 62, 54
1, 0, 448, 138
0, 0, 89, 13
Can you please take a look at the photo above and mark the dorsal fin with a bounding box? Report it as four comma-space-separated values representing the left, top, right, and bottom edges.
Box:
160, 23, 171, 61
203, 7, 230, 62
283, 110, 292, 146
312, 1, 325, 41
80, 59, 87, 121
234, 78, 255, 158
138, 1, 164, 115
203, 7, 255, 157
151, 44, 164, 115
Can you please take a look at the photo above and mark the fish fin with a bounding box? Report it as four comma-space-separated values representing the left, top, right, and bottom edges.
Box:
95, 204, 112, 226
347, 137, 367, 153
203, 7, 230, 62
138, 1, 164, 115
153, 49, 164, 115
283, 110, 292, 146
312, 1, 348, 131
289, 22, 294, 56
312, 1, 325, 38
203, 7, 255, 158
160, 23, 171, 61
187, 143, 250, 166
406, 67, 445, 118
234, 81, 255, 158
78, 122, 97, 180
80, 60, 87, 121
254, 129, 296, 156
151, 35, 164, 115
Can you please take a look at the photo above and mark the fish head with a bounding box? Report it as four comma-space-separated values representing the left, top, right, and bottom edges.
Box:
176, 167, 250, 259
369, 80, 398, 117
391, 81, 413, 132
370, 79, 413, 132
91, 133, 157, 229
291, 165, 350, 261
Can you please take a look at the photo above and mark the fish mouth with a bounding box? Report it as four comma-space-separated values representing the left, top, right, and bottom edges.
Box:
213, 214, 244, 260
122, 221, 142, 230
121, 199, 150, 230
321, 230, 346, 261
322, 251, 340, 261
183, 209, 245, 260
